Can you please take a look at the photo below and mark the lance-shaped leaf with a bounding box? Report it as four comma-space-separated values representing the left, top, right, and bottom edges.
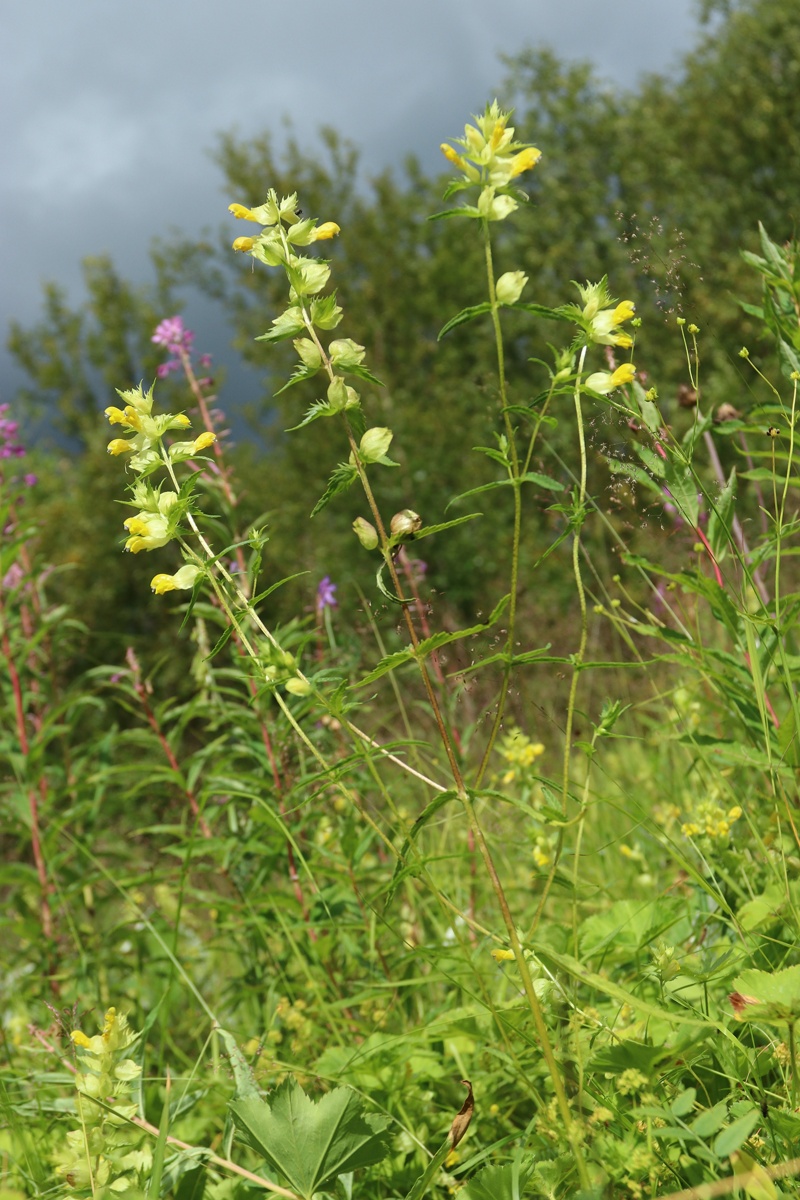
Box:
230, 1078, 391, 1200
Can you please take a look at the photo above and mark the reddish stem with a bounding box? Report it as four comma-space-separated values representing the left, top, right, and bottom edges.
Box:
125, 648, 211, 838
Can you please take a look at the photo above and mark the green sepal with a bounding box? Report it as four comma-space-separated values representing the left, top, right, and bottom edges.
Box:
310, 293, 343, 330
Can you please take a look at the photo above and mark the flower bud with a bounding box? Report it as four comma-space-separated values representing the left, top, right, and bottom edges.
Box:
353, 517, 379, 550
495, 271, 528, 306
390, 509, 422, 538
327, 377, 348, 411
359, 427, 393, 463
285, 677, 312, 697
329, 338, 366, 369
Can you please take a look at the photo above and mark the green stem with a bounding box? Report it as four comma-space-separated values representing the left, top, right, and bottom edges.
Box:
474, 220, 523, 787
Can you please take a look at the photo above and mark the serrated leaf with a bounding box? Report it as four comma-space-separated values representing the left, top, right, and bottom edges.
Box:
285, 400, 338, 431
230, 1078, 391, 1200
343, 362, 385, 387
438, 302, 492, 339
514, 301, 574, 323
310, 463, 359, 517
731, 965, 800, 1023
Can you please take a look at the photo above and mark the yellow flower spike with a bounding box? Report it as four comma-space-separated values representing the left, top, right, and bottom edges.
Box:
107, 439, 132, 456
312, 221, 341, 241
232, 236, 256, 252
105, 406, 127, 425
228, 203, 260, 221
613, 300, 636, 323
192, 431, 216, 452
509, 147, 542, 177
491, 948, 515, 962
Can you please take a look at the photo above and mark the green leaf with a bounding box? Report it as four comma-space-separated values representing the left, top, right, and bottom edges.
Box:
713, 1109, 760, 1158
462, 1162, 533, 1200
691, 1102, 729, 1138
230, 1078, 391, 1200
731, 965, 800, 1023
386, 791, 460, 903
671, 1088, 697, 1118
354, 594, 510, 687
515, 301, 574, 323
446, 472, 563, 509
707, 468, 737, 561
310, 463, 359, 517
606, 458, 664, 499
664, 464, 699, 528
438, 302, 492, 339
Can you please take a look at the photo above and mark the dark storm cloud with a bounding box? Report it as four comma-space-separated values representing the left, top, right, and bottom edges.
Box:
2, 0, 698, 399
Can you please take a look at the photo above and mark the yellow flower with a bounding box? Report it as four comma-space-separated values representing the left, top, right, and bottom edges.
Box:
312, 222, 341, 241
104, 406, 127, 425
613, 300, 636, 323
440, 142, 467, 170
232, 236, 256, 252
192, 431, 216, 452
107, 439, 133, 456
509, 147, 542, 177
229, 203, 260, 221
150, 564, 201, 595
491, 948, 515, 962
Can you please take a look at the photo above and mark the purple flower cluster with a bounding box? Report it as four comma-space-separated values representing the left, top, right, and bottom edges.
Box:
152, 315, 196, 378
316, 575, 338, 616
0, 404, 36, 486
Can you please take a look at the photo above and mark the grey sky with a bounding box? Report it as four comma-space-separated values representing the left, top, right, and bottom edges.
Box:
3, 0, 701, 405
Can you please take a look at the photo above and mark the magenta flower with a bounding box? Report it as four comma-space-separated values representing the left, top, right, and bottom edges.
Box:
151, 315, 195, 354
